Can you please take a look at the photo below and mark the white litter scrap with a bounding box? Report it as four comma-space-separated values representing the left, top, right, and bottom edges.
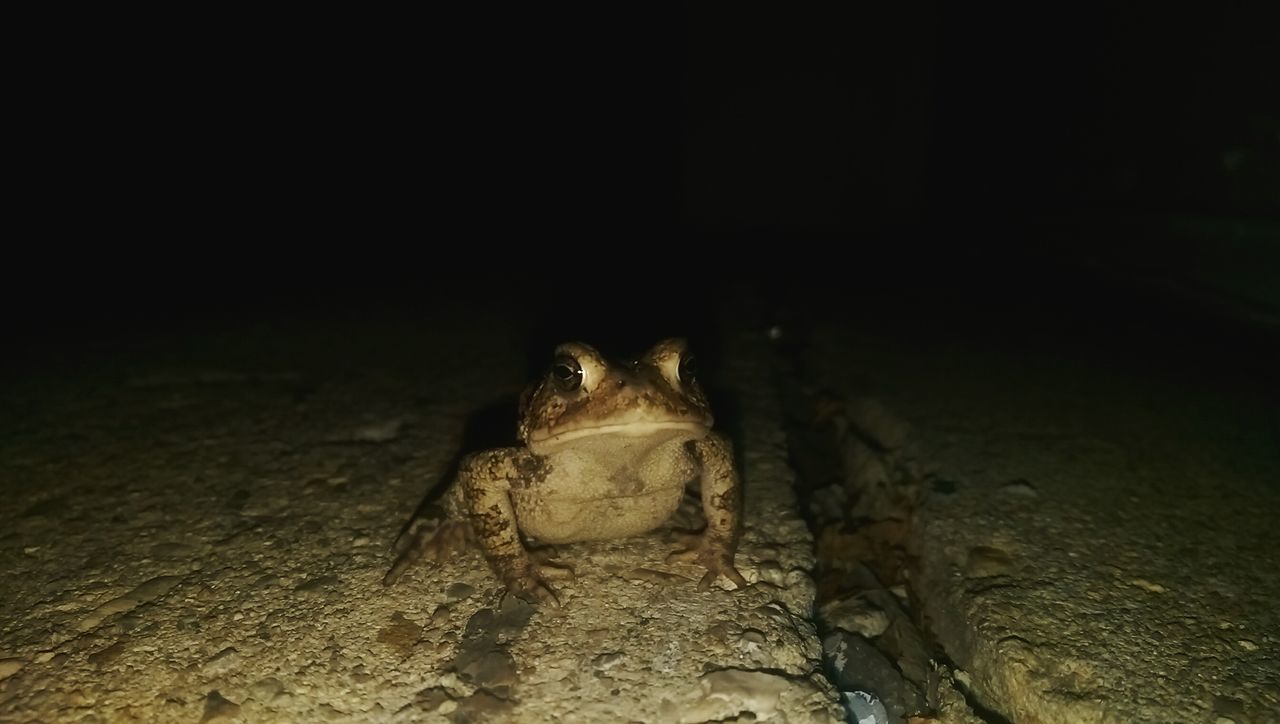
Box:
841, 690, 889, 724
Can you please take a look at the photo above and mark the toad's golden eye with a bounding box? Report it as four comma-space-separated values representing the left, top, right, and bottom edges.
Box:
677, 353, 697, 384
550, 356, 584, 392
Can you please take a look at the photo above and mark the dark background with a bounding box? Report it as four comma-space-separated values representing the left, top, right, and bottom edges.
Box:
9, 6, 1279, 365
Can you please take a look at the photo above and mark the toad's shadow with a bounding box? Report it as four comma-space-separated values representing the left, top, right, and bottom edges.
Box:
389, 394, 521, 546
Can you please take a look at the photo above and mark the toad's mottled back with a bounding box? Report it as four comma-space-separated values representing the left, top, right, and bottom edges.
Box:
383, 338, 748, 605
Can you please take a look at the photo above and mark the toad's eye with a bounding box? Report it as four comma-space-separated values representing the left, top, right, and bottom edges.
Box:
677, 353, 697, 384
550, 356, 584, 391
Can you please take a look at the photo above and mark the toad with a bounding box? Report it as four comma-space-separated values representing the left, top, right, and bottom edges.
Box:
383, 338, 748, 605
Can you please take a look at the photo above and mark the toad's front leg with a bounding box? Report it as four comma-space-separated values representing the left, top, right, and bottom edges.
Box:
668, 432, 750, 591
462, 449, 571, 606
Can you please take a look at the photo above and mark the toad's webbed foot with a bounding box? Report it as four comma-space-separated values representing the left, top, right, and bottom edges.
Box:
501, 547, 575, 607
383, 506, 472, 586
667, 530, 750, 592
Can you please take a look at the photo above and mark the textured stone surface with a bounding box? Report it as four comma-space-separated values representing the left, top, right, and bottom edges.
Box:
808, 322, 1280, 723
0, 312, 840, 721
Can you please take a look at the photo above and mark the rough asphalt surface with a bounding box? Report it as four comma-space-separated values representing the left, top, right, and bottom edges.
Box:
1, 300, 842, 722
2, 282, 1278, 722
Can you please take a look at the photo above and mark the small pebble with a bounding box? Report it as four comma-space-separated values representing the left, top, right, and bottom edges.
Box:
87, 641, 125, 667
592, 652, 624, 671
999, 479, 1038, 498
203, 647, 240, 675
0, 658, 25, 680
965, 546, 1013, 578
445, 582, 476, 602
1130, 578, 1167, 594
249, 677, 284, 701
294, 574, 340, 593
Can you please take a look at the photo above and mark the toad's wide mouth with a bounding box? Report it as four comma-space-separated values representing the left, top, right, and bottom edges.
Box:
527, 420, 710, 446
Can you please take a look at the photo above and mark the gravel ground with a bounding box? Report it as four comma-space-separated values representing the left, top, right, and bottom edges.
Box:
0, 303, 842, 722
